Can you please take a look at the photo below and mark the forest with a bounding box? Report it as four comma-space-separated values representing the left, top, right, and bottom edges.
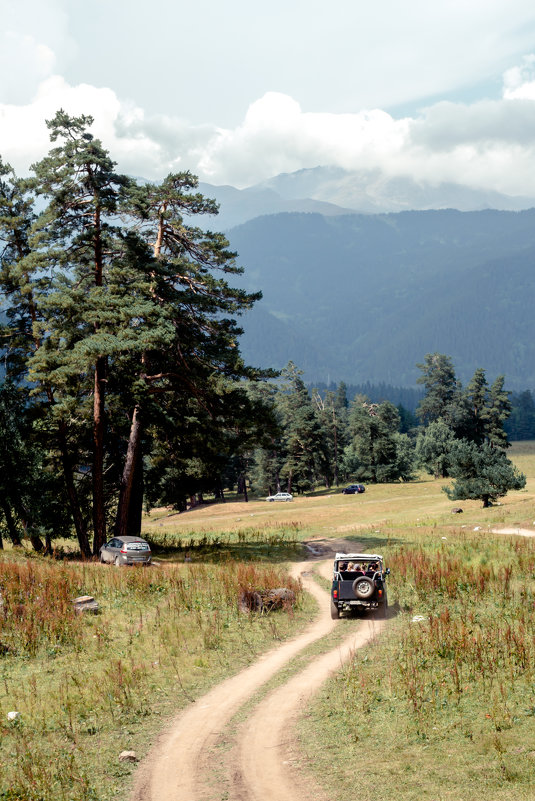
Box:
0, 113, 529, 555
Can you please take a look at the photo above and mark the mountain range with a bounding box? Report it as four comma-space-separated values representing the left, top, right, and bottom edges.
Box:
200, 166, 535, 229
225, 206, 535, 390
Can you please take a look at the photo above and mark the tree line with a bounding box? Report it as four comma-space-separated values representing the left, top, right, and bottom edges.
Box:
250, 354, 525, 509
0, 113, 527, 554
0, 111, 276, 556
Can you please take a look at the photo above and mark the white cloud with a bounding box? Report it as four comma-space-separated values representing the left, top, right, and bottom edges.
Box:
503, 54, 535, 99
3, 54, 535, 199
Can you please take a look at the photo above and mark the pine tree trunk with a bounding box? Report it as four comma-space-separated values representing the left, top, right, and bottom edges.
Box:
127, 448, 144, 536
115, 404, 142, 539
92, 355, 107, 553
0, 499, 22, 546
57, 421, 91, 557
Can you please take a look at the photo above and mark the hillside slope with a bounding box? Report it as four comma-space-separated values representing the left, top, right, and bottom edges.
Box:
229, 208, 535, 388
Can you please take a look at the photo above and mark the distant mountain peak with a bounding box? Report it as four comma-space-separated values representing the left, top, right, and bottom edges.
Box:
249, 166, 535, 215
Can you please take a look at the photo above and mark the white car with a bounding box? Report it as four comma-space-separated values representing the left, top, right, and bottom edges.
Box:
266, 492, 293, 502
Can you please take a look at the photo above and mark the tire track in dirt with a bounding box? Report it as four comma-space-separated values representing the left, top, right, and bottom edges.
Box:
230, 561, 385, 801
131, 562, 335, 801
491, 527, 535, 538
132, 555, 385, 801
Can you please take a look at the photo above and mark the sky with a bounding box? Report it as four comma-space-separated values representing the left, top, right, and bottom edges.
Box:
2, 0, 535, 194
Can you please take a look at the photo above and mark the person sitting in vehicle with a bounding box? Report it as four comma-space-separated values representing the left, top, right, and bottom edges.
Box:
336, 562, 347, 579
367, 561, 379, 576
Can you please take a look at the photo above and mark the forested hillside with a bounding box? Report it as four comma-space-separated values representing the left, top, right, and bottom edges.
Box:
229, 208, 535, 388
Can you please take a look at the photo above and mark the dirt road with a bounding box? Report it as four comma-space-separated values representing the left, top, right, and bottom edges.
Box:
491, 527, 535, 538
132, 557, 385, 801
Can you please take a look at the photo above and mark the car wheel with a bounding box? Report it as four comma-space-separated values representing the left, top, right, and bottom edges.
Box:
352, 576, 374, 600
330, 599, 340, 620
100, 554, 106, 563
114, 556, 122, 567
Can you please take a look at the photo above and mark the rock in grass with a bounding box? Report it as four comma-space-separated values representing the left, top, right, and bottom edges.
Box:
7, 711, 21, 721
119, 751, 138, 762
451, 507, 463, 513
72, 595, 99, 614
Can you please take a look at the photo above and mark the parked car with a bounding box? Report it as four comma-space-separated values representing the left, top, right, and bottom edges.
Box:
342, 484, 365, 494
99, 536, 152, 566
330, 552, 389, 618
265, 492, 293, 502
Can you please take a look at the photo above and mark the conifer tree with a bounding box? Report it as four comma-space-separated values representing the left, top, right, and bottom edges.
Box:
415, 418, 456, 478
0, 156, 92, 553
444, 440, 525, 507
278, 363, 330, 492
349, 398, 406, 482
416, 353, 467, 433
1, 111, 270, 552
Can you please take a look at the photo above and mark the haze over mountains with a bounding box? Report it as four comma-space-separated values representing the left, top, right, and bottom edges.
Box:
201, 168, 535, 391
201, 166, 535, 229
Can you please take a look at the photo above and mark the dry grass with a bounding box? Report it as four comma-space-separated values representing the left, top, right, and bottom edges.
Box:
296, 444, 535, 801
300, 532, 535, 799
0, 555, 309, 801
142, 443, 535, 544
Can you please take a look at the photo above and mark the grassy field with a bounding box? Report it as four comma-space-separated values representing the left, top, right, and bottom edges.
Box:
1, 443, 535, 800
0, 549, 311, 801
142, 440, 535, 550
295, 443, 535, 801
142, 442, 535, 800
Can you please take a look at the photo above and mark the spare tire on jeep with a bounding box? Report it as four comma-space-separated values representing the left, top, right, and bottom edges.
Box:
352, 576, 374, 599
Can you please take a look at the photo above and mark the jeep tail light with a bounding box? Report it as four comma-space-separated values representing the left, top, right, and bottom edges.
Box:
333, 589, 338, 599
378, 588, 383, 598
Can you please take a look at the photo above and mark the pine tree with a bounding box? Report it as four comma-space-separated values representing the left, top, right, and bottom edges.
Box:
444, 440, 525, 507
1, 112, 271, 552
486, 375, 511, 449
0, 156, 92, 553
415, 418, 456, 478
278, 363, 330, 492
416, 353, 466, 432
349, 398, 408, 483
464, 367, 489, 445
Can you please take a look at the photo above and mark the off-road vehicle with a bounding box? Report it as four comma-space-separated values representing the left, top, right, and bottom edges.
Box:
330, 552, 389, 618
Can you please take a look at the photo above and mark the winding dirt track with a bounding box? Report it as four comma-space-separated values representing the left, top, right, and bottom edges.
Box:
491, 527, 535, 538
132, 558, 385, 801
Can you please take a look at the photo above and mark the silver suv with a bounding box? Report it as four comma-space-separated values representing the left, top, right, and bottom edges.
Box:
99, 536, 152, 566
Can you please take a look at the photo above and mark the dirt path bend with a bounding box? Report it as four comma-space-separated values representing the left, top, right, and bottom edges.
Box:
233, 612, 384, 801
491, 527, 535, 538
132, 557, 384, 801
132, 562, 334, 801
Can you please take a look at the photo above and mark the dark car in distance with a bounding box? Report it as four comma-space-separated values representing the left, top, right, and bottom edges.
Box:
342, 484, 365, 494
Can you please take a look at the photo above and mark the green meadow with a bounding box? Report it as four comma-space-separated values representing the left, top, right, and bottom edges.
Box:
1, 441, 535, 800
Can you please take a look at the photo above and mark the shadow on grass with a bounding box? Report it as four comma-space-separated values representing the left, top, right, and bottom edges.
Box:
145, 529, 406, 566
321, 532, 406, 551
145, 533, 307, 564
